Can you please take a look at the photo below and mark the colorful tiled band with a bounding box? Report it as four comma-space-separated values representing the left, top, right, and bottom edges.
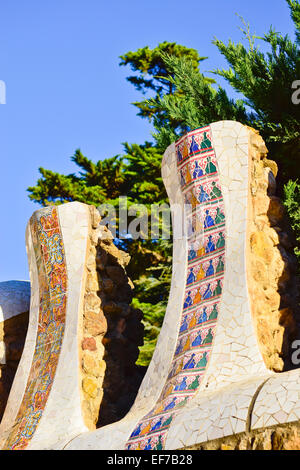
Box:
126, 126, 226, 450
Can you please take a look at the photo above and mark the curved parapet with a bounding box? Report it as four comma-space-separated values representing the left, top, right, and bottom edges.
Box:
0, 202, 105, 449
0, 281, 30, 323
251, 368, 300, 430
66, 121, 300, 450
123, 122, 271, 450
0, 281, 31, 420
2, 121, 299, 450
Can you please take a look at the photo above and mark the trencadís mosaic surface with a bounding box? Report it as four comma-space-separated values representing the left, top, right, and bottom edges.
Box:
125, 126, 226, 450
3, 207, 67, 450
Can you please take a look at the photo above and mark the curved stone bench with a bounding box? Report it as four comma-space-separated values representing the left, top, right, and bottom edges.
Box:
2, 122, 300, 450
65, 121, 300, 450
0, 201, 144, 449
0, 203, 98, 449
0, 281, 30, 323
0, 281, 31, 419
0, 280, 30, 366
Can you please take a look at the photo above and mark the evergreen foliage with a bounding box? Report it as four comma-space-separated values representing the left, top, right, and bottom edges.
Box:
28, 43, 203, 366
119, 41, 213, 132
152, 1, 300, 188
283, 179, 300, 258
28, 0, 300, 365
28, 142, 171, 366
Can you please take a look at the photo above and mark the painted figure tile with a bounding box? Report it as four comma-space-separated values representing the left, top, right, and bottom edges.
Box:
3, 207, 68, 450
126, 125, 226, 450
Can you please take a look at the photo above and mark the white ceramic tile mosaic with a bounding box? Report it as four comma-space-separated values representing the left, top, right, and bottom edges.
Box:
66, 121, 276, 450
251, 369, 300, 430
2, 122, 300, 450
0, 202, 90, 449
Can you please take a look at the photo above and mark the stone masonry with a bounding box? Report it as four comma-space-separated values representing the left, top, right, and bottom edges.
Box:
80, 206, 145, 428
247, 128, 300, 372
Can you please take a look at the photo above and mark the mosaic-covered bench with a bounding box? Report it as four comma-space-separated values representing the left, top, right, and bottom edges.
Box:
66, 121, 300, 450
1, 121, 300, 450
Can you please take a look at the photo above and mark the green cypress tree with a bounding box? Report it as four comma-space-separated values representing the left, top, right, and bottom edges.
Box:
28, 143, 171, 366
152, 1, 300, 187
28, 42, 211, 366
151, 1, 300, 264
28, 2, 300, 364
119, 41, 212, 132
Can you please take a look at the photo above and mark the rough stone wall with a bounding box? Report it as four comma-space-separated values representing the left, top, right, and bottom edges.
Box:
79, 206, 107, 429
79, 206, 146, 428
95, 223, 145, 427
0, 312, 28, 421
183, 420, 300, 450
247, 128, 300, 372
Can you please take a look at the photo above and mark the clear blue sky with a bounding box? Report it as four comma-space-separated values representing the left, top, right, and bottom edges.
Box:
0, 0, 296, 281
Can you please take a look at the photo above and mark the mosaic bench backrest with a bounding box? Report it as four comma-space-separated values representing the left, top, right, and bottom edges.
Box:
65, 121, 298, 451
1, 121, 295, 450
0, 202, 91, 449
124, 121, 269, 450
